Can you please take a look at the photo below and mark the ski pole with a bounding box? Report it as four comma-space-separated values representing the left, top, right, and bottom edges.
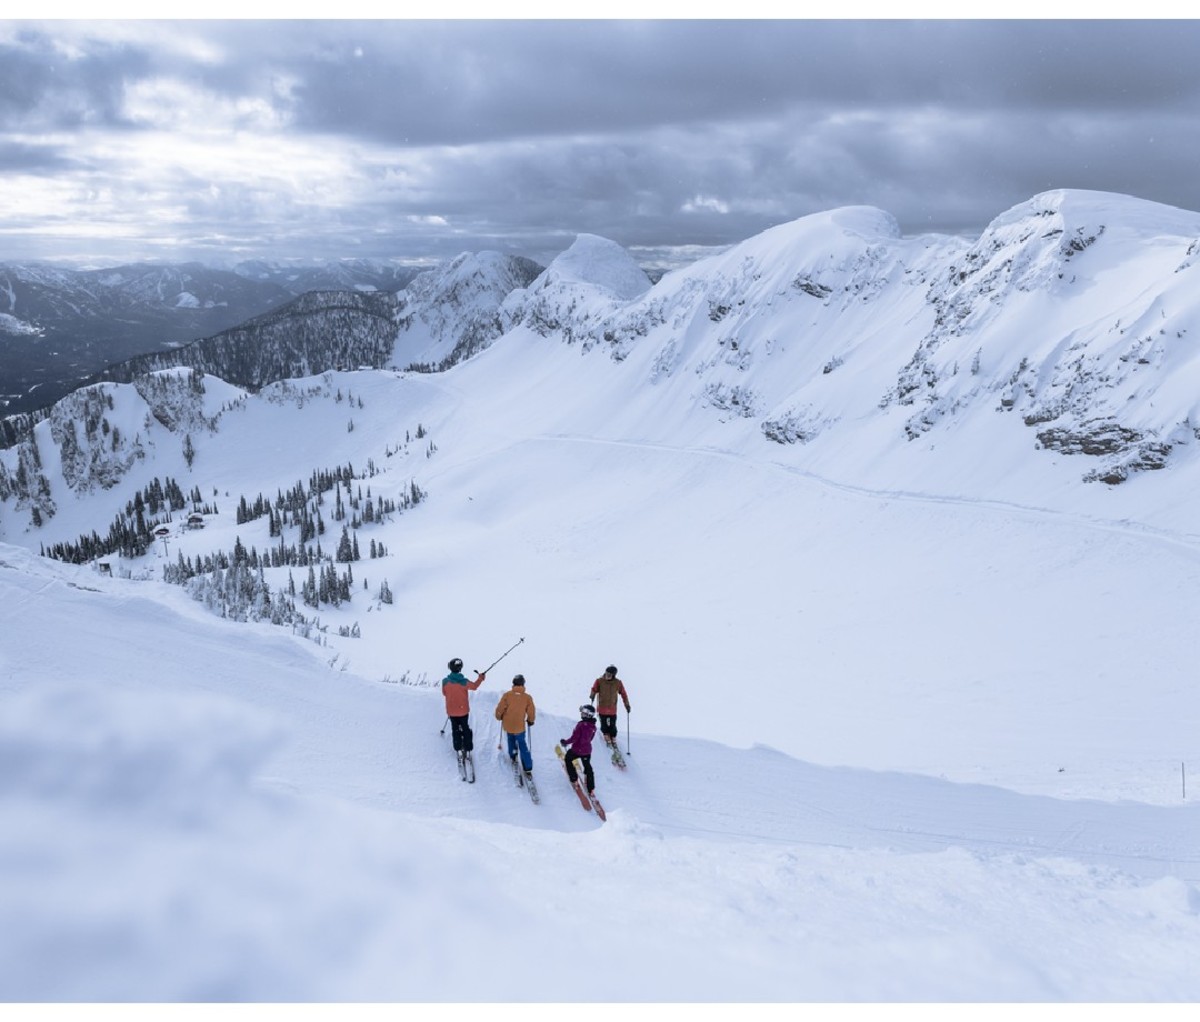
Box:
625, 705, 631, 756
478, 636, 525, 676
440, 716, 450, 736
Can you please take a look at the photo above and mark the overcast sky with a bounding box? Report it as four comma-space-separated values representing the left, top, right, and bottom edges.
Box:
3, 18, 1200, 269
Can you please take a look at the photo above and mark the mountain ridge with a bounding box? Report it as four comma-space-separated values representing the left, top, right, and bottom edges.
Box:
5, 189, 1200, 539
0, 257, 427, 418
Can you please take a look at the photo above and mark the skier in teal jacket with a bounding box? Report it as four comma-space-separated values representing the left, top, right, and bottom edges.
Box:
443, 657, 485, 752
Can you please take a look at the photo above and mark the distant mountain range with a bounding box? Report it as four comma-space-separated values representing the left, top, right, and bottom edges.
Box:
78, 252, 544, 391
6, 189, 1200, 536
0, 259, 426, 416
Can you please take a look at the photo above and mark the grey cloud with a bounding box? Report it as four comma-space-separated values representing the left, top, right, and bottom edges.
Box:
275, 21, 1200, 146
5, 20, 1200, 267
10, 21, 1200, 138
0, 31, 149, 131
0, 139, 81, 172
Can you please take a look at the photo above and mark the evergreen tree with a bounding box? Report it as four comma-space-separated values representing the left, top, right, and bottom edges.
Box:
336, 526, 354, 563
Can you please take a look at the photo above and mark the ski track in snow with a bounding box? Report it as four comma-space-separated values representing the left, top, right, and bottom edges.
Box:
540, 431, 1200, 557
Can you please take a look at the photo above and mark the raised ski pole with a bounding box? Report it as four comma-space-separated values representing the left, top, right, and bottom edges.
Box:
487, 638, 526, 749
479, 636, 525, 676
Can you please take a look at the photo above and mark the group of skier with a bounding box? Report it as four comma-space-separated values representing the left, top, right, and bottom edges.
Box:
440, 657, 631, 803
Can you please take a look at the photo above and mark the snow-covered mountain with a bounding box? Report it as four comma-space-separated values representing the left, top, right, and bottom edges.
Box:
13, 188, 1200, 528
391, 251, 542, 370
7, 252, 544, 424
500, 232, 653, 342
80, 290, 402, 395
0, 258, 429, 419
497, 191, 1200, 497
0, 262, 297, 417
4, 189, 1200, 1001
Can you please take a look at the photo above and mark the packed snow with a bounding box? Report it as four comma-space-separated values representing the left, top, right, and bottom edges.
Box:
3, 191, 1200, 1003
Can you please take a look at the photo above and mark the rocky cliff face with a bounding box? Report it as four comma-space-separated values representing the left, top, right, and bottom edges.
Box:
496, 192, 1200, 486
391, 252, 543, 370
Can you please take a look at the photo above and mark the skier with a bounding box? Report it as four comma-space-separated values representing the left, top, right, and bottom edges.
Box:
589, 664, 630, 752
443, 657, 485, 756
560, 704, 598, 798
495, 673, 537, 775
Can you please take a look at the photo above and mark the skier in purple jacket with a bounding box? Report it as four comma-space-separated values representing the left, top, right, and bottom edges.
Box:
560, 704, 598, 797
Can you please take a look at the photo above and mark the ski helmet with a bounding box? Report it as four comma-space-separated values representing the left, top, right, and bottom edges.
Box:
448, 658, 463, 672
605, 665, 618, 676
512, 674, 525, 686
580, 704, 596, 721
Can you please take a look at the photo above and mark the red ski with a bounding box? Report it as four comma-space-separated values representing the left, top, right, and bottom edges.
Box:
588, 790, 607, 822
556, 743, 594, 813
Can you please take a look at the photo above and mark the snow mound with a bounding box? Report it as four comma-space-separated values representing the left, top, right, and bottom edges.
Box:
0, 683, 283, 823
537, 234, 651, 300
987, 188, 1200, 241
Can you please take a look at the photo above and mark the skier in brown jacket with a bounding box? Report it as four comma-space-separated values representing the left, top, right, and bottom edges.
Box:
495, 674, 536, 774
589, 664, 630, 750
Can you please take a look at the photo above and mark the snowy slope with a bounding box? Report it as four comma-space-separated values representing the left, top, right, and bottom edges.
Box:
4, 190, 1200, 1001
3, 544, 1200, 1001
490, 191, 1200, 526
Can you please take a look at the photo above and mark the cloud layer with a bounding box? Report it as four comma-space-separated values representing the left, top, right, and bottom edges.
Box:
3, 19, 1200, 268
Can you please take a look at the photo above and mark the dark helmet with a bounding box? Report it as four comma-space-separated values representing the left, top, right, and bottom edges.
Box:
448, 658, 463, 672
512, 674, 525, 686
580, 704, 596, 721
605, 665, 618, 676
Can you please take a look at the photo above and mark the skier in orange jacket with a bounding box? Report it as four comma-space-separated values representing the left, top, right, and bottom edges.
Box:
495, 674, 536, 773
442, 657, 485, 753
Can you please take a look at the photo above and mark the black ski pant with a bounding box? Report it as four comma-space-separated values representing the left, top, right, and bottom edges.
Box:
598, 713, 618, 742
449, 715, 473, 752
564, 750, 594, 793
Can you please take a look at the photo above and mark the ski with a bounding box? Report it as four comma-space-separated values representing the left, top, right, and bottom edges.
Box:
556, 744, 605, 820
454, 748, 476, 783
510, 755, 539, 804
556, 744, 593, 812
587, 790, 607, 822
605, 738, 627, 770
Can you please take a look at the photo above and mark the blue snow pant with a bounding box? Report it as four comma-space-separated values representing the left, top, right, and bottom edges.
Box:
506, 731, 532, 771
